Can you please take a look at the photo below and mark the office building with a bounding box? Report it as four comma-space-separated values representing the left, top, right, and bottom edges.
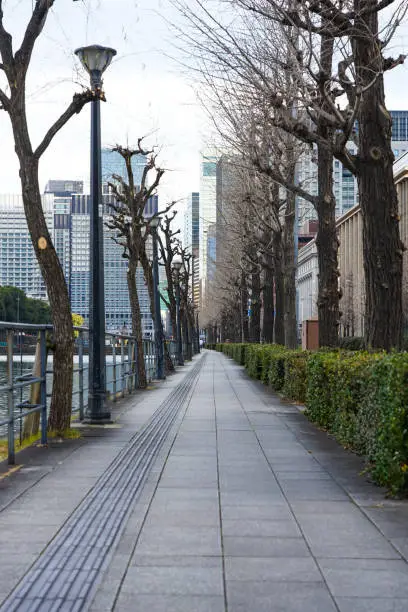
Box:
183, 192, 200, 305
199, 150, 218, 307
45, 180, 84, 292
0, 194, 54, 300
296, 110, 408, 227
70, 193, 158, 333
206, 223, 217, 283
101, 148, 147, 188
297, 153, 408, 334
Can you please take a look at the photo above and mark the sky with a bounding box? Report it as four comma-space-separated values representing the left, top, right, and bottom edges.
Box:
0, 0, 208, 213
1, 0, 408, 215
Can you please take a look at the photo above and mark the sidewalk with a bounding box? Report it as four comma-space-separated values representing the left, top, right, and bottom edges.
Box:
1, 350, 408, 611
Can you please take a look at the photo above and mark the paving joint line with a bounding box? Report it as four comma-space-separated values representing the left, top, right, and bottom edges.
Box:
0, 356, 206, 612
236, 356, 408, 565
217, 352, 341, 612
108, 354, 206, 611
212, 355, 229, 612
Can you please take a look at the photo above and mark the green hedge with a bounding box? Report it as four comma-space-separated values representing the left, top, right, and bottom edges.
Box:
208, 342, 408, 495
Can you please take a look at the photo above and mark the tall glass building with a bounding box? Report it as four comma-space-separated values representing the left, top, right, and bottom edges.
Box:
183, 192, 200, 304
199, 150, 218, 307
69, 193, 158, 333
101, 148, 147, 187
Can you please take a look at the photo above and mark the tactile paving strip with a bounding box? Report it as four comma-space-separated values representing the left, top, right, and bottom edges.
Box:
1, 356, 206, 612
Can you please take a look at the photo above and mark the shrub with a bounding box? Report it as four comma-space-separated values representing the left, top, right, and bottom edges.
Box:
362, 353, 408, 494
267, 347, 287, 391
305, 352, 339, 429
245, 345, 265, 379
338, 336, 366, 350
283, 352, 308, 403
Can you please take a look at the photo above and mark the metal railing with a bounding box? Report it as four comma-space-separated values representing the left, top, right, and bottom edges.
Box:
0, 323, 159, 465
0, 321, 200, 465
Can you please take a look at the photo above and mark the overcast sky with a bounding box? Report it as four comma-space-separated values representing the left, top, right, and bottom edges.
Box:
1, 0, 408, 211
0, 0, 208, 210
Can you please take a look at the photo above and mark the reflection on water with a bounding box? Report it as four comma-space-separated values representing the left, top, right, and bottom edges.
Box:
0, 355, 155, 438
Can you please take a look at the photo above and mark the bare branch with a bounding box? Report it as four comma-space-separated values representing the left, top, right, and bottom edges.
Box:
15, 0, 55, 71
34, 89, 93, 159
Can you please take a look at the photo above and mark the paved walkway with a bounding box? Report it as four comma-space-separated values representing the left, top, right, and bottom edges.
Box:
1, 351, 408, 611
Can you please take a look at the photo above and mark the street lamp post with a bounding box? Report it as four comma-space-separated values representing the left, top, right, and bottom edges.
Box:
75, 44, 116, 422
173, 255, 184, 366
194, 305, 200, 354
150, 217, 165, 380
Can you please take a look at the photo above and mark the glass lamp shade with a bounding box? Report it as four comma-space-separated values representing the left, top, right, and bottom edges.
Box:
75, 45, 117, 75
149, 216, 161, 229
173, 255, 183, 272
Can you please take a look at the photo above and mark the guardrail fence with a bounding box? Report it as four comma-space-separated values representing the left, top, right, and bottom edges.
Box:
0, 322, 199, 465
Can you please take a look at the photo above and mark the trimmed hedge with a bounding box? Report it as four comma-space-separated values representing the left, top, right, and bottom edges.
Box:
209, 342, 408, 495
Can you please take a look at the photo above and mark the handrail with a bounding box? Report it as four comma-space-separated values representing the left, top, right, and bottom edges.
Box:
0, 321, 197, 466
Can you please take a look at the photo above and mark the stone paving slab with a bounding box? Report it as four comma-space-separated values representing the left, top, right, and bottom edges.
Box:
2, 350, 408, 610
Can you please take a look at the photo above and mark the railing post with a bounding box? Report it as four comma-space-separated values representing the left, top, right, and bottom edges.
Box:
133, 340, 138, 389
127, 340, 132, 393
112, 335, 117, 402
7, 330, 14, 465
121, 337, 125, 397
40, 330, 47, 446
78, 332, 84, 420
143, 340, 147, 382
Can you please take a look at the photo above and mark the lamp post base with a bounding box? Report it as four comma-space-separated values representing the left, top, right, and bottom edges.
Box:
84, 394, 111, 424
83, 418, 113, 425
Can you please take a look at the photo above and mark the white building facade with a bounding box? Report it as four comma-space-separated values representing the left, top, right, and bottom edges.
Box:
297, 239, 319, 323
0, 194, 54, 300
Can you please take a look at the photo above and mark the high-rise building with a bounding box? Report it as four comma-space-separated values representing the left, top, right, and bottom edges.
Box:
206, 223, 217, 283
0, 194, 54, 300
296, 110, 408, 226
70, 194, 158, 333
183, 192, 200, 304
101, 148, 146, 189
45, 180, 84, 293
45, 180, 84, 196
199, 150, 218, 307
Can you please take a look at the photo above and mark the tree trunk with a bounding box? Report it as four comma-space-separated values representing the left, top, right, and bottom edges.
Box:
283, 188, 297, 349
241, 272, 250, 342
127, 263, 147, 388
139, 248, 174, 372
187, 316, 193, 360
316, 145, 339, 348
354, 2, 403, 350
182, 311, 189, 359
18, 156, 73, 433
315, 33, 339, 348
274, 230, 285, 345
249, 269, 261, 343
262, 252, 275, 344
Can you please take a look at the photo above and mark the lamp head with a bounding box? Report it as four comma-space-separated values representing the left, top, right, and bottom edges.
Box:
173, 254, 183, 272
75, 44, 117, 90
149, 216, 161, 230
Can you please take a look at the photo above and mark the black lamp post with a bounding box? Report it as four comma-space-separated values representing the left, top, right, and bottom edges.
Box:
150, 217, 165, 380
75, 44, 116, 422
173, 255, 184, 366
194, 304, 200, 354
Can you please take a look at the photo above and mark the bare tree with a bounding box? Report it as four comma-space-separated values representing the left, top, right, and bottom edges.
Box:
230, 0, 407, 349
0, 1, 94, 431
157, 212, 180, 339
174, 0, 407, 349
106, 142, 169, 387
